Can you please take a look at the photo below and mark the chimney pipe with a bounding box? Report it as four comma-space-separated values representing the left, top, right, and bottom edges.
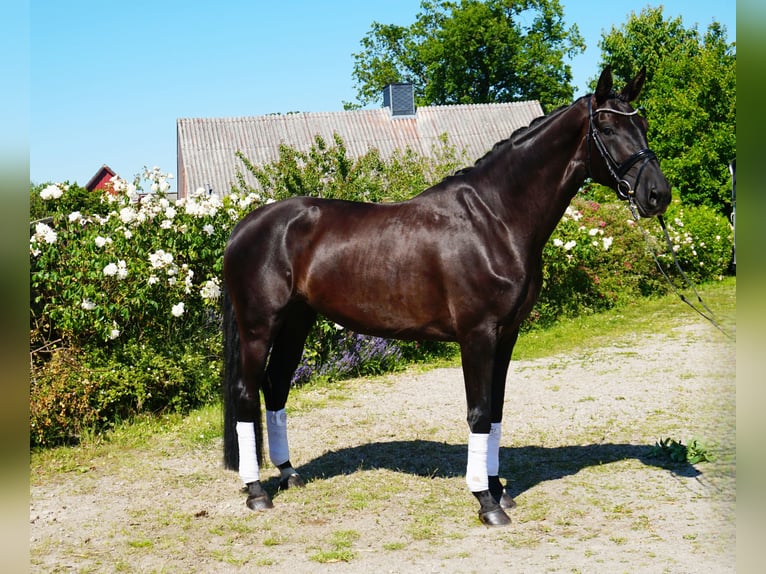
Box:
382, 83, 415, 117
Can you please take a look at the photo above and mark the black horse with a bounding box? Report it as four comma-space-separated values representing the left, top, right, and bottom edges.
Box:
221, 66, 671, 526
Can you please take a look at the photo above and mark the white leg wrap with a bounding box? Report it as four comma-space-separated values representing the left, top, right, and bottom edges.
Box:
236, 421, 260, 484
487, 422, 502, 476
466, 432, 489, 492
266, 408, 290, 468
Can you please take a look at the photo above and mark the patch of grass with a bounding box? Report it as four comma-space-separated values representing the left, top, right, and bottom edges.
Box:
609, 535, 628, 545
309, 529, 360, 563
211, 548, 249, 566
514, 277, 735, 360
406, 511, 444, 540
631, 514, 651, 531
263, 535, 282, 547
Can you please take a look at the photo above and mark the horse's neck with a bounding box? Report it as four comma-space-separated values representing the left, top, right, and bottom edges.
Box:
481, 101, 588, 246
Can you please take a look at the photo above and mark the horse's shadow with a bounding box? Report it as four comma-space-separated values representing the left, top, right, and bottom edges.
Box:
264, 439, 700, 499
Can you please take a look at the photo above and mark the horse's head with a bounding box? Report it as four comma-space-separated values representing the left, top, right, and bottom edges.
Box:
586, 66, 671, 217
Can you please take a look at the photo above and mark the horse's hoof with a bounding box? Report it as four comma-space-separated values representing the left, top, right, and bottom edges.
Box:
279, 473, 306, 490
245, 481, 274, 510
489, 476, 516, 510
499, 492, 517, 510
246, 494, 274, 510
479, 506, 511, 526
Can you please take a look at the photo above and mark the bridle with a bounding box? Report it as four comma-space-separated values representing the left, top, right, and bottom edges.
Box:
584, 97, 733, 340
586, 96, 657, 201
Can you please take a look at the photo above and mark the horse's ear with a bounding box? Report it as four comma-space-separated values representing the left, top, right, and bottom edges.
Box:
620, 66, 647, 102
595, 65, 613, 105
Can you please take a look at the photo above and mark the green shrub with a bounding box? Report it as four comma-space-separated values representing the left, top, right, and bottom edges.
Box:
526, 195, 733, 330
656, 201, 734, 283
30, 168, 231, 447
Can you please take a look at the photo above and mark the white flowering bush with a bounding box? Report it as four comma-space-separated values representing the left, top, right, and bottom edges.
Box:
30, 168, 255, 446
656, 202, 734, 283
30, 169, 231, 346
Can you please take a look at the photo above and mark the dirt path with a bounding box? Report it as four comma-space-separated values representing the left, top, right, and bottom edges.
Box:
30, 320, 735, 573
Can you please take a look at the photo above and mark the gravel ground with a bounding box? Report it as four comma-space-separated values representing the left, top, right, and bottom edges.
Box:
30, 319, 735, 573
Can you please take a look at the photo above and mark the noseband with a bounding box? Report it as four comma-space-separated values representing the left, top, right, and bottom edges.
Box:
586, 96, 657, 201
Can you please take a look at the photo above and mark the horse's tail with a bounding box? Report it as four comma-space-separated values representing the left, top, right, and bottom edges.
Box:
222, 283, 263, 470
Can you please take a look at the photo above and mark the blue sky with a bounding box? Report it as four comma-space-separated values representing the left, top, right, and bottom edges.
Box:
29, 0, 736, 193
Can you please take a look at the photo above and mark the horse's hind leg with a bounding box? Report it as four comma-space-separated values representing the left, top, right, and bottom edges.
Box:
263, 302, 316, 491
235, 324, 274, 510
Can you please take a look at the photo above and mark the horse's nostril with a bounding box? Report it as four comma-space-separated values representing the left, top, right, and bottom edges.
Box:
648, 187, 659, 207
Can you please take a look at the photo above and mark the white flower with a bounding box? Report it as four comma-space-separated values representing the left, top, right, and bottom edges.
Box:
40, 184, 63, 200
588, 228, 601, 236
149, 249, 174, 269
81, 298, 96, 310
148, 275, 159, 285
103, 262, 118, 276
109, 322, 120, 340
171, 302, 185, 317
564, 240, 576, 251
199, 278, 221, 301
160, 219, 173, 229
203, 224, 215, 236
68, 211, 82, 223
33, 222, 58, 245
164, 206, 177, 219
119, 206, 137, 224
123, 229, 133, 239
564, 206, 583, 221
116, 260, 128, 279
94, 236, 111, 248
553, 238, 563, 247
183, 268, 194, 294
602, 237, 614, 250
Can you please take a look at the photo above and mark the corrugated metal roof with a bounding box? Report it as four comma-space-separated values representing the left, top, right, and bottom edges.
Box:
176, 100, 543, 198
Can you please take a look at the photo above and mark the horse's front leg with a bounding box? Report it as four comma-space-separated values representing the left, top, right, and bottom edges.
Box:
460, 328, 511, 526
488, 329, 519, 511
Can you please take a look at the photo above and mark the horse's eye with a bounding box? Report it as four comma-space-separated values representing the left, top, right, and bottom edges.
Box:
601, 126, 615, 136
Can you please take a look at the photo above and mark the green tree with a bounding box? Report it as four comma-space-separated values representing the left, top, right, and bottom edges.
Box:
597, 7, 736, 214
351, 0, 584, 112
